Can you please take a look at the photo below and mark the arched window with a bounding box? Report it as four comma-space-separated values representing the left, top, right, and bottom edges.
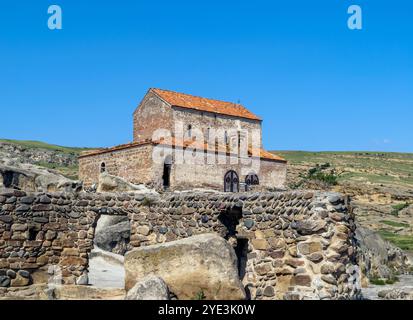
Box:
100, 162, 106, 173
245, 173, 259, 186
224, 170, 239, 192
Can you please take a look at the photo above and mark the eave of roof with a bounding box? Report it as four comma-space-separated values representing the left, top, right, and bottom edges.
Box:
79, 138, 286, 163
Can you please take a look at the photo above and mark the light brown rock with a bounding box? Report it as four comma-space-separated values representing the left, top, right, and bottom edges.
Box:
124, 233, 246, 300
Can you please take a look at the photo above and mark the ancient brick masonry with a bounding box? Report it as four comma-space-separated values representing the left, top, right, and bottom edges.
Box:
0, 188, 360, 300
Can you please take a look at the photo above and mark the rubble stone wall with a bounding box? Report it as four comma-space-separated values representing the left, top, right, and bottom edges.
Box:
0, 188, 360, 300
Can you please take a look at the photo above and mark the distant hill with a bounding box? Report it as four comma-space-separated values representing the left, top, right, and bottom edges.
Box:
273, 150, 413, 189
272, 150, 413, 251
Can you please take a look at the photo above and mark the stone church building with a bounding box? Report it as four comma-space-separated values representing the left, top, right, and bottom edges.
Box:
79, 88, 287, 192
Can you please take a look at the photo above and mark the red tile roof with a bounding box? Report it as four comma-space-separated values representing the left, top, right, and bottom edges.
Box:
151, 88, 261, 121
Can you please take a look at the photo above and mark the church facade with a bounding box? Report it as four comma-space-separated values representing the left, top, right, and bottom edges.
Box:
78, 88, 287, 192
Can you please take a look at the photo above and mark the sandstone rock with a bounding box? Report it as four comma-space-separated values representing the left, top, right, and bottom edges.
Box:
297, 241, 322, 255
97, 173, 158, 194
0, 162, 82, 193
124, 233, 246, 300
95, 217, 130, 255
11, 273, 30, 287
125, 275, 169, 300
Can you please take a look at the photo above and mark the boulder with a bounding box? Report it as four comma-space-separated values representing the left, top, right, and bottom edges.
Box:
0, 163, 81, 193
124, 233, 246, 300
125, 275, 169, 300
97, 173, 158, 194
94, 216, 130, 255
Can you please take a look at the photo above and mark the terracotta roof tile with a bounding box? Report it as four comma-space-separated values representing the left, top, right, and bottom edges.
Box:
152, 88, 261, 121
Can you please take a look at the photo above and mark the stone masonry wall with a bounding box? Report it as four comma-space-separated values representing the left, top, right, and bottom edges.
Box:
0, 188, 360, 300
78, 144, 155, 188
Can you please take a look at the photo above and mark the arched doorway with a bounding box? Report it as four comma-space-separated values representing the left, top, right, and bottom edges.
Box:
162, 155, 172, 189
245, 173, 259, 191
224, 170, 239, 192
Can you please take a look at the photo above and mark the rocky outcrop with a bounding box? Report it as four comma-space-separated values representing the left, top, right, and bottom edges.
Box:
355, 225, 411, 282
125, 275, 169, 300
124, 233, 246, 300
378, 287, 413, 300
94, 216, 130, 255
0, 142, 78, 168
97, 173, 157, 194
0, 163, 81, 193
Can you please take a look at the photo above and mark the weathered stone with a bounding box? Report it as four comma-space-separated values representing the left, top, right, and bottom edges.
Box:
136, 225, 150, 236
125, 233, 246, 300
251, 239, 269, 250
0, 276, 11, 287
11, 223, 28, 232
0, 215, 13, 223
11, 273, 30, 287
33, 217, 49, 223
321, 275, 337, 285
297, 241, 322, 255
20, 196, 35, 204
39, 195, 52, 204
243, 219, 254, 229
125, 275, 169, 300
292, 275, 312, 287
16, 204, 30, 212
263, 286, 275, 297
307, 252, 324, 263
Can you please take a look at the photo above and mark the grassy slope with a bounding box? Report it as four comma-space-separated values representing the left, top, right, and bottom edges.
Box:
273, 150, 413, 188
0, 139, 91, 154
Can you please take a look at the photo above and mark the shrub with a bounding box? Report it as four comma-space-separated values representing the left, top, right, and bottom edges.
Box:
193, 290, 206, 300
390, 203, 409, 216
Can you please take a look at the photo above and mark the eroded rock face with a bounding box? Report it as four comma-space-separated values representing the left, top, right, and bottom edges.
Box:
355, 224, 411, 281
125, 275, 169, 300
0, 164, 81, 193
124, 233, 246, 300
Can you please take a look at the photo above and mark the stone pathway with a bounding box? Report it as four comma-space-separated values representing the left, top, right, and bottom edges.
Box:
88, 246, 125, 289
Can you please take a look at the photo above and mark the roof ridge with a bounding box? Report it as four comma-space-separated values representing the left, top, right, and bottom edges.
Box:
151, 88, 243, 108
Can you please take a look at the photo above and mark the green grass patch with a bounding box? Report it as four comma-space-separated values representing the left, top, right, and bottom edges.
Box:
378, 230, 413, 251
390, 203, 410, 216
380, 220, 410, 228
369, 277, 386, 285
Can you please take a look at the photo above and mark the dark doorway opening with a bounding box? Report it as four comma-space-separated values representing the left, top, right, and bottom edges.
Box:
224, 170, 239, 192
234, 238, 249, 280
1, 170, 18, 189
162, 155, 172, 189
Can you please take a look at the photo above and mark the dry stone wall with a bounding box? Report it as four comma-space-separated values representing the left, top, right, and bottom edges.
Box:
0, 187, 360, 300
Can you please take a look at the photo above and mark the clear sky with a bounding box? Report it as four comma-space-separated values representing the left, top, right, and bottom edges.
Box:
0, 0, 412, 152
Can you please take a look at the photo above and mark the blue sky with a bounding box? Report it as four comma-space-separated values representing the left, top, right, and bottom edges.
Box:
0, 0, 412, 152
